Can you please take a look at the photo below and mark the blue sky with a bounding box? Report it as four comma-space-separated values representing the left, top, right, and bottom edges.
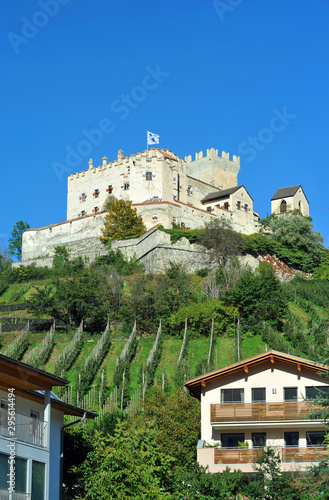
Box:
1, 0, 328, 252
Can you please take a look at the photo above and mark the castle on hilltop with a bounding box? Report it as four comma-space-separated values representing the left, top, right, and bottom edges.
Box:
18, 147, 309, 268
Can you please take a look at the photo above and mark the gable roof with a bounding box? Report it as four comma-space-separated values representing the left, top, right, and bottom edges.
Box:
185, 350, 328, 400
0, 353, 97, 418
271, 185, 309, 204
201, 185, 253, 204
0, 352, 68, 392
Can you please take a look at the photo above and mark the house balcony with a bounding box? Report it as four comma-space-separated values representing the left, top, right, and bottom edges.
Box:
0, 490, 31, 500
0, 409, 47, 448
214, 446, 326, 464
210, 401, 315, 425
197, 446, 327, 473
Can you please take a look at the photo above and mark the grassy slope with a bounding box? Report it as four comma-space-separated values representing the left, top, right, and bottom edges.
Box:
2, 280, 329, 400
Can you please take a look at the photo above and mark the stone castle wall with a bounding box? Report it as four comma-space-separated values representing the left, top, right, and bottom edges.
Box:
66, 147, 242, 228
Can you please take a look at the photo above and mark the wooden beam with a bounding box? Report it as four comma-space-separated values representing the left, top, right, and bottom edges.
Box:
243, 365, 249, 374
270, 355, 275, 364
201, 380, 207, 388
297, 362, 302, 372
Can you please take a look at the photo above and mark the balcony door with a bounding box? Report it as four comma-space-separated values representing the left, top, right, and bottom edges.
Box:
221, 433, 245, 448
284, 431, 299, 447
284, 387, 298, 401
252, 432, 266, 448
221, 388, 244, 404
252, 388, 266, 403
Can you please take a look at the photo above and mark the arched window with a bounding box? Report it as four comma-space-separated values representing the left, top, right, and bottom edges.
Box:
280, 200, 287, 213
298, 200, 303, 214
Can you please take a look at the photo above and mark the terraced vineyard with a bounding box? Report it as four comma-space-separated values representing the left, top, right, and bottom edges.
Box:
1, 294, 328, 420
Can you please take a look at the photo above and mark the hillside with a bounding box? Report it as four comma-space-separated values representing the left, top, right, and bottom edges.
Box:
0, 219, 328, 421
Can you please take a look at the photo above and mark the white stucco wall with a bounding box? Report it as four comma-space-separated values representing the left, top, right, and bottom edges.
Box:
200, 360, 328, 445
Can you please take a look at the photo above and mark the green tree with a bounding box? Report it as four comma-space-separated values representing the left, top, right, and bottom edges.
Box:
100, 199, 146, 243
269, 213, 324, 271
29, 267, 114, 328
8, 221, 30, 261
224, 262, 287, 329
246, 447, 301, 499
82, 423, 174, 499
198, 217, 246, 266
0, 245, 11, 272
102, 194, 117, 211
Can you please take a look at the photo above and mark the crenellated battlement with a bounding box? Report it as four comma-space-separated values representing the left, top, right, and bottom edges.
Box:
68, 147, 184, 181
184, 147, 240, 167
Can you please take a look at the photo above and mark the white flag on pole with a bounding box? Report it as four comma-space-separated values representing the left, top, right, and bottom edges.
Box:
147, 131, 160, 146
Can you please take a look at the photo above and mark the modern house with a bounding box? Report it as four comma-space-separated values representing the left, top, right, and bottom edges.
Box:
185, 350, 328, 473
0, 353, 96, 500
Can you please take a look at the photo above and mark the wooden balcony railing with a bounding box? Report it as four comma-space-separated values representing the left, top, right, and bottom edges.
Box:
282, 447, 326, 463
214, 447, 326, 465
210, 401, 314, 423
214, 448, 264, 464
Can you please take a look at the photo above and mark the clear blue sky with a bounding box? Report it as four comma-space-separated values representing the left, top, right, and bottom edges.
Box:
1, 0, 328, 251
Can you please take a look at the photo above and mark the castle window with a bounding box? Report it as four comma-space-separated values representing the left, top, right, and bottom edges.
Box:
187, 185, 193, 196
124, 183, 130, 190
224, 202, 229, 210
80, 193, 87, 202
280, 200, 287, 213
94, 189, 100, 198
145, 172, 152, 181
237, 201, 241, 210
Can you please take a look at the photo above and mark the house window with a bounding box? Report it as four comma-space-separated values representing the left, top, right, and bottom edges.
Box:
80, 193, 87, 202
32, 461, 45, 500
306, 431, 326, 447
108, 185, 113, 194
280, 200, 287, 213
252, 433, 266, 448
124, 183, 130, 190
30, 410, 40, 443
305, 386, 329, 399
224, 202, 229, 210
284, 387, 298, 401
207, 206, 212, 213
221, 433, 245, 448
145, 172, 152, 181
284, 431, 299, 447
237, 201, 241, 210
81, 210, 86, 217
153, 196, 159, 202
187, 185, 193, 196
94, 206, 100, 213
245, 203, 248, 212
221, 388, 244, 404
252, 388, 266, 403
0, 399, 7, 429
94, 189, 100, 198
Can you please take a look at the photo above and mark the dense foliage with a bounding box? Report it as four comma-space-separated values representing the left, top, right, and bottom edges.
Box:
100, 199, 146, 243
